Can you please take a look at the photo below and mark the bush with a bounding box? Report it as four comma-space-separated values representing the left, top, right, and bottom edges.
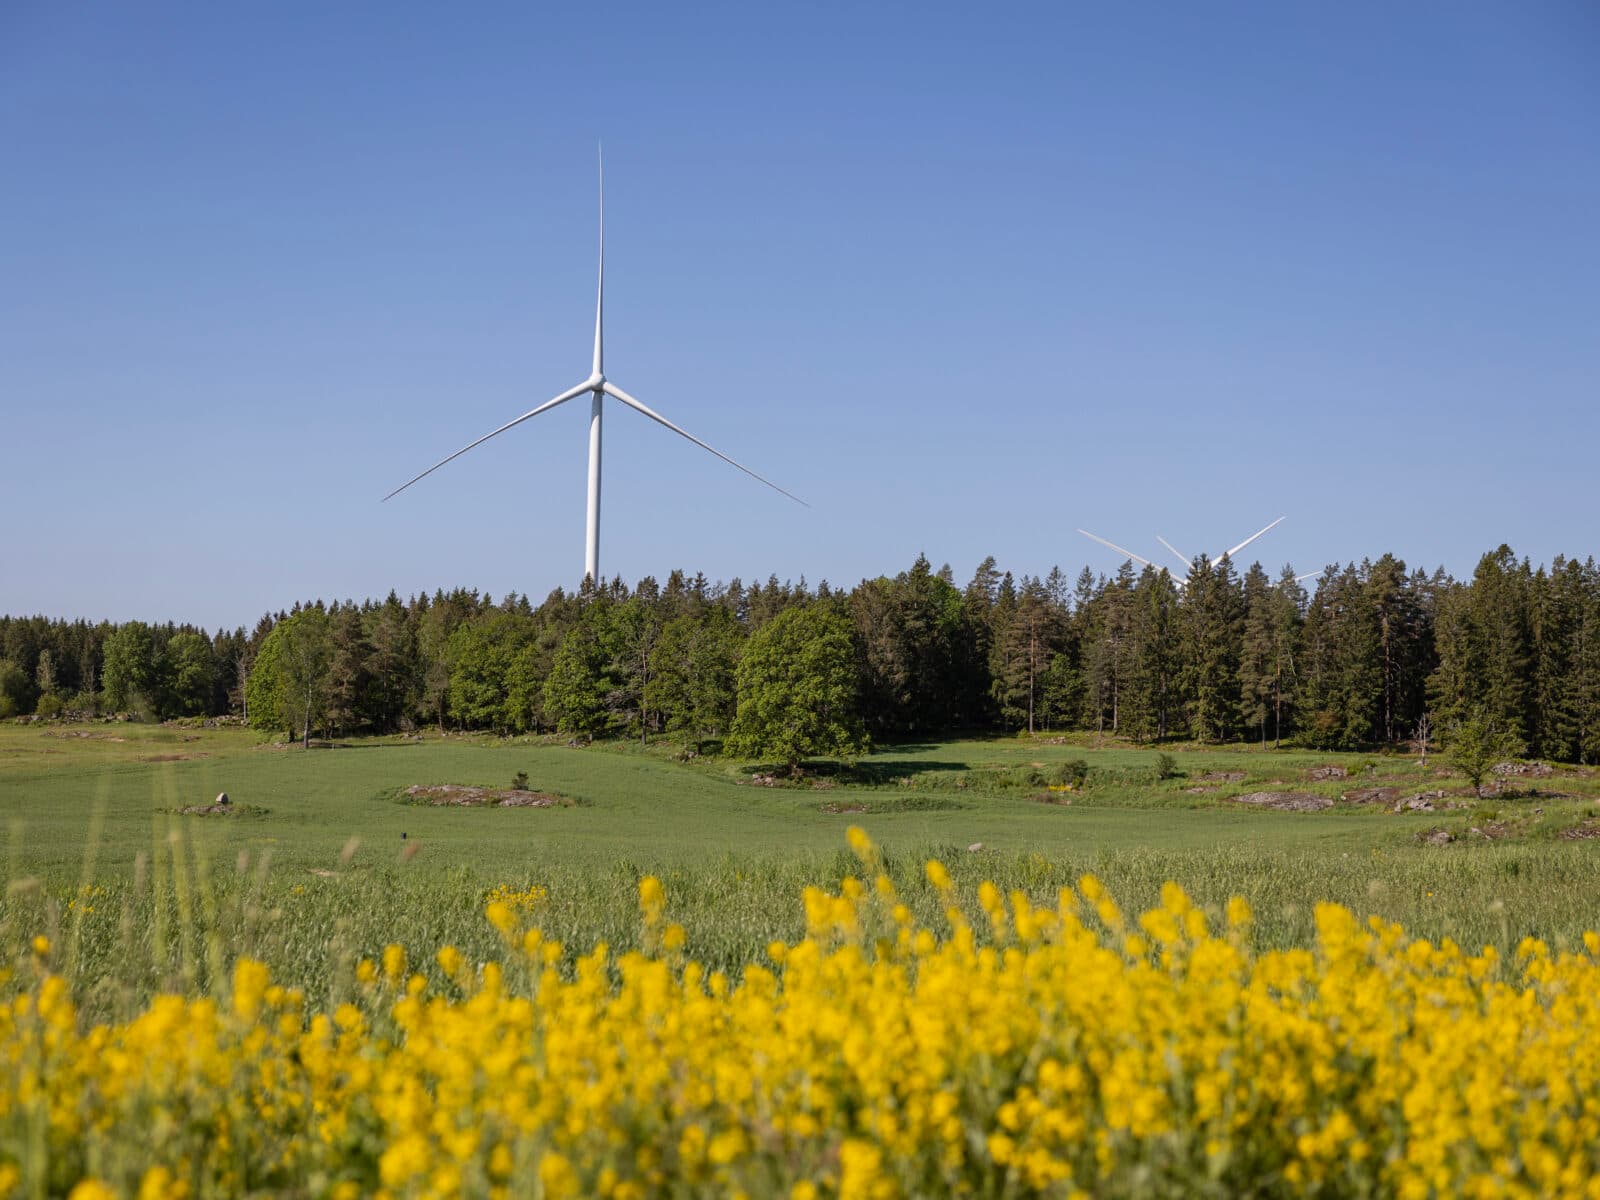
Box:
1051, 759, 1089, 788
511, 771, 530, 791
33, 693, 63, 719
1154, 753, 1179, 780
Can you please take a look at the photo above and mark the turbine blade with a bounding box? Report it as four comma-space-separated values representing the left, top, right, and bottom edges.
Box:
601, 381, 808, 507
593, 144, 604, 377
1075, 529, 1155, 569
1155, 535, 1191, 569
381, 380, 594, 502
1295, 570, 1321, 583
1219, 516, 1285, 563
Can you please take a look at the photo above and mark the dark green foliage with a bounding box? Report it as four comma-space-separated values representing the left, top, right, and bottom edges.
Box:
102, 621, 158, 712
8, 544, 1600, 763
728, 604, 868, 770
0, 660, 29, 719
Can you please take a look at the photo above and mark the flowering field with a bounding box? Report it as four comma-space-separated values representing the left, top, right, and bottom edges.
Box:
6, 829, 1600, 1199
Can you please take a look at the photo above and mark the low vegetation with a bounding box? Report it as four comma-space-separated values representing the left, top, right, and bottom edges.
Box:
2, 722, 1597, 1194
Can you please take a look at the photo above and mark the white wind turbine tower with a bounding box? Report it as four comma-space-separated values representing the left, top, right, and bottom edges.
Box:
384, 153, 806, 582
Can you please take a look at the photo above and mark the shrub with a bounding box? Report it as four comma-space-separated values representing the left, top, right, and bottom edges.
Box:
1051, 759, 1089, 788
511, 770, 530, 791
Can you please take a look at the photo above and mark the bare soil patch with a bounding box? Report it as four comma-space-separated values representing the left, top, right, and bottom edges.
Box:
1417, 827, 1456, 846
820, 802, 868, 815
1559, 820, 1600, 841
1230, 791, 1333, 813
1201, 771, 1247, 784
403, 785, 572, 808
1182, 785, 1218, 795
45, 731, 126, 742
141, 753, 208, 763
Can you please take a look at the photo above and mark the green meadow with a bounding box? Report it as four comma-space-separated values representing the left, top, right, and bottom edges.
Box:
2, 721, 1597, 1018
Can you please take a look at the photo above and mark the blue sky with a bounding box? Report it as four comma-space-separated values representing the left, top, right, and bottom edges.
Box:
2, 2, 1596, 629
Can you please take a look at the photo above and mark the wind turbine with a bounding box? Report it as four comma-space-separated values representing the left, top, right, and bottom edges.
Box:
1076, 517, 1318, 586
383, 152, 806, 583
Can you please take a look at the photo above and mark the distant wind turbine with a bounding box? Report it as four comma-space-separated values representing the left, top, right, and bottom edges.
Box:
383, 151, 806, 583
1077, 517, 1318, 586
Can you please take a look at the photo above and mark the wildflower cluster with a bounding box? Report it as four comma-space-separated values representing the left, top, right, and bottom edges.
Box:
6, 830, 1600, 1197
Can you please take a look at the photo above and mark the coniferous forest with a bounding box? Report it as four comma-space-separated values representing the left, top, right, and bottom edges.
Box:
4, 544, 1599, 760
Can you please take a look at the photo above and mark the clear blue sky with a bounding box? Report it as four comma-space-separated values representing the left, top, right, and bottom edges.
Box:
2, 2, 1596, 630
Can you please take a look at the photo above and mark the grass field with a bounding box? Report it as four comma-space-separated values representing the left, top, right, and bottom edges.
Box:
2, 720, 1598, 1015
6, 721, 1600, 1196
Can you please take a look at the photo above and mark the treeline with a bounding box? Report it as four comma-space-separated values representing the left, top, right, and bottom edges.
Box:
4, 545, 1600, 759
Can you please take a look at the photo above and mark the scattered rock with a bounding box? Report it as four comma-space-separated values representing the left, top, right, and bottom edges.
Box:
1493, 761, 1554, 778
1417, 827, 1456, 846
820, 803, 868, 814
1469, 821, 1513, 840
1393, 790, 1448, 813
1201, 771, 1247, 784
1032, 791, 1072, 806
748, 773, 779, 787
1559, 820, 1600, 841
1307, 765, 1348, 781
967, 842, 985, 853
1231, 791, 1333, 813
1341, 787, 1400, 806
178, 802, 235, 816
403, 784, 572, 808
214, 791, 230, 807
1182, 785, 1218, 795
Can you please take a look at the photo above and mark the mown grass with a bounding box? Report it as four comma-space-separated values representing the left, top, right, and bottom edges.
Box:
2, 721, 1597, 1020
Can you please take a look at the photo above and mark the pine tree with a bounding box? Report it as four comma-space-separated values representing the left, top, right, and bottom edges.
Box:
1182, 555, 1243, 743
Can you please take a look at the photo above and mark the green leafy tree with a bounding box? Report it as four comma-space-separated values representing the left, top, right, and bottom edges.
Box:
325, 607, 376, 735
163, 631, 215, 717
102, 622, 159, 713
1449, 709, 1525, 798
34, 649, 58, 703
647, 608, 742, 750
0, 660, 28, 719
245, 609, 330, 747
368, 593, 419, 732
728, 604, 868, 771
542, 606, 614, 738
447, 610, 535, 734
